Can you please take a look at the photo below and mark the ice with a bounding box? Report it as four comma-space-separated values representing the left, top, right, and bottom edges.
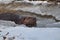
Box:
37, 18, 55, 27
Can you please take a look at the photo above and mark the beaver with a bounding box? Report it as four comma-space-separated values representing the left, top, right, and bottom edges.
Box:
0, 13, 36, 27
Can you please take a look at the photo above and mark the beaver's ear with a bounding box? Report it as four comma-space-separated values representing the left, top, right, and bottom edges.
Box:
17, 17, 26, 24
20, 17, 26, 24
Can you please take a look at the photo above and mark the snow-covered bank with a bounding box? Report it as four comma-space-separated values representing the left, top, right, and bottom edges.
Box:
13, 1, 60, 20
0, 1, 60, 27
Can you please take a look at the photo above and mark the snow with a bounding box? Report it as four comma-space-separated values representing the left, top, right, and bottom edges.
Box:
0, 26, 60, 40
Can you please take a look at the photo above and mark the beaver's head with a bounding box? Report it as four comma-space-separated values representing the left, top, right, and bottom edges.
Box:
22, 17, 36, 27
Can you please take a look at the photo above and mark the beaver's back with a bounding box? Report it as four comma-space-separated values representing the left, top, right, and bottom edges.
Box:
0, 13, 20, 24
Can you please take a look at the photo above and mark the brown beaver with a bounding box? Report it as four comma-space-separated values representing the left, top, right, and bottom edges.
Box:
0, 13, 36, 27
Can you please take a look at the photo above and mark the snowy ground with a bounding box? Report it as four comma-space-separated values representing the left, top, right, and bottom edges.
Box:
0, 26, 60, 40
0, 27, 60, 40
